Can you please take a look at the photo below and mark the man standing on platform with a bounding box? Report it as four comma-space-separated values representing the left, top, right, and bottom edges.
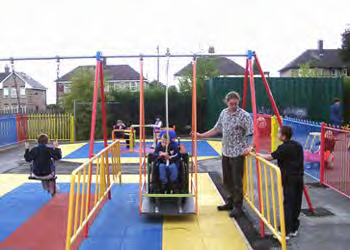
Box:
196, 91, 253, 218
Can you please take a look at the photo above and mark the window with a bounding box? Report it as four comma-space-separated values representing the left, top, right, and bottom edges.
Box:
129, 82, 137, 92
3, 87, 9, 97
343, 69, 348, 76
10, 87, 17, 98
64, 85, 71, 93
20, 87, 25, 96
330, 69, 337, 76
104, 83, 109, 93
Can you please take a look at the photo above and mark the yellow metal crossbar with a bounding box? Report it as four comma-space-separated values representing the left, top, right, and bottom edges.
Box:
243, 153, 287, 250
65, 140, 122, 250
27, 113, 75, 142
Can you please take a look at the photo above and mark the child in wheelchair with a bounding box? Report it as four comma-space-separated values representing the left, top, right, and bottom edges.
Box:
24, 134, 62, 196
154, 133, 180, 193
113, 119, 130, 148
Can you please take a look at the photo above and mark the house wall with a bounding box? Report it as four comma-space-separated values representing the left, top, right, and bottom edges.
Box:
0, 76, 46, 112
57, 80, 146, 101
279, 69, 295, 77
0, 76, 26, 110
280, 68, 347, 77
26, 89, 47, 112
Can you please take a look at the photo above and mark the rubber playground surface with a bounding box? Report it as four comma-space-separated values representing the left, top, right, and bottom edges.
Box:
0, 173, 250, 250
60, 139, 222, 164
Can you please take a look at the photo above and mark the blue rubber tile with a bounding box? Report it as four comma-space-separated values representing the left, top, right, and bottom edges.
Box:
79, 184, 163, 250
0, 183, 51, 242
79, 238, 123, 250
64, 140, 219, 159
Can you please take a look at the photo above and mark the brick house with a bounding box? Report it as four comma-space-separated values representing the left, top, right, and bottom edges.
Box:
280, 40, 350, 77
56, 64, 154, 100
0, 66, 47, 113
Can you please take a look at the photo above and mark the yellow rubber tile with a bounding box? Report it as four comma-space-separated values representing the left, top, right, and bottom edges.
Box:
60, 143, 86, 157
60, 156, 217, 165
207, 140, 222, 155
0, 174, 29, 197
163, 174, 250, 250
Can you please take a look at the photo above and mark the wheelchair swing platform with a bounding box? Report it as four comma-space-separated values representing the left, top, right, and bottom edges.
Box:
141, 196, 196, 215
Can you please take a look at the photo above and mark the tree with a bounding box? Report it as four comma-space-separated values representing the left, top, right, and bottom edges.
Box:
297, 62, 322, 77
340, 27, 350, 64
61, 68, 107, 140
61, 68, 95, 112
178, 56, 219, 96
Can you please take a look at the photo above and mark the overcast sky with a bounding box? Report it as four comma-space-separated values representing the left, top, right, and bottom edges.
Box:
0, 0, 349, 104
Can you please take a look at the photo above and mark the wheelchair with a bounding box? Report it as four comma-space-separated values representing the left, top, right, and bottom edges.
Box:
141, 137, 195, 215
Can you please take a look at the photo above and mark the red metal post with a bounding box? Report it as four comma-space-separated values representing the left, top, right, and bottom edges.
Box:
139, 58, 145, 213
248, 57, 265, 237
98, 60, 111, 200
320, 122, 326, 184
254, 54, 282, 125
84, 55, 101, 237
242, 59, 249, 110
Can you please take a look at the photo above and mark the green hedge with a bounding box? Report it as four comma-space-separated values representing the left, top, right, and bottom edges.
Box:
74, 88, 197, 140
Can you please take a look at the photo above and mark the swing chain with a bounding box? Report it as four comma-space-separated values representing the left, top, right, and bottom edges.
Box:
56, 56, 60, 82
56, 56, 60, 103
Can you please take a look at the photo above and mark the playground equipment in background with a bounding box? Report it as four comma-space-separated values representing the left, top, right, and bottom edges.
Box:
304, 131, 336, 170
303, 132, 322, 169
111, 127, 135, 152
320, 123, 350, 198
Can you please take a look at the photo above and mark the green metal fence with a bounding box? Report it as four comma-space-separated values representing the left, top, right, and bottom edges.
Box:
205, 77, 344, 130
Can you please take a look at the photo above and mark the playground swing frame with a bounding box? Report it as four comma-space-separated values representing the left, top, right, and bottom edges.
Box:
2, 51, 316, 238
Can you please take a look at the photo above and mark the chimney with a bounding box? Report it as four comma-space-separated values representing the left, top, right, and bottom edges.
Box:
4, 65, 10, 73
208, 46, 215, 54
318, 40, 324, 56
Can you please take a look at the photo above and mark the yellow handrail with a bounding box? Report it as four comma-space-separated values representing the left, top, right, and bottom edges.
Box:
244, 152, 287, 250
65, 140, 122, 250
111, 128, 134, 152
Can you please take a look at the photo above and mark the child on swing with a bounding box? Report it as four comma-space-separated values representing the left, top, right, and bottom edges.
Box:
24, 134, 62, 196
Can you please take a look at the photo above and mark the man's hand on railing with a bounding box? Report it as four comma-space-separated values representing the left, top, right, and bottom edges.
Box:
243, 145, 255, 156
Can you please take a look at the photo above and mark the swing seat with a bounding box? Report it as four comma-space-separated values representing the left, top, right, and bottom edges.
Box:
141, 138, 196, 216
28, 173, 57, 181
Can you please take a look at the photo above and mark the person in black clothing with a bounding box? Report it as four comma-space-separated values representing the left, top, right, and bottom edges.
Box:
258, 126, 304, 238
113, 120, 130, 148
24, 134, 62, 196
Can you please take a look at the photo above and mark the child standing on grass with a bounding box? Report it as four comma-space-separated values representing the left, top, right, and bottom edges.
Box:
24, 134, 62, 196
258, 126, 304, 239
